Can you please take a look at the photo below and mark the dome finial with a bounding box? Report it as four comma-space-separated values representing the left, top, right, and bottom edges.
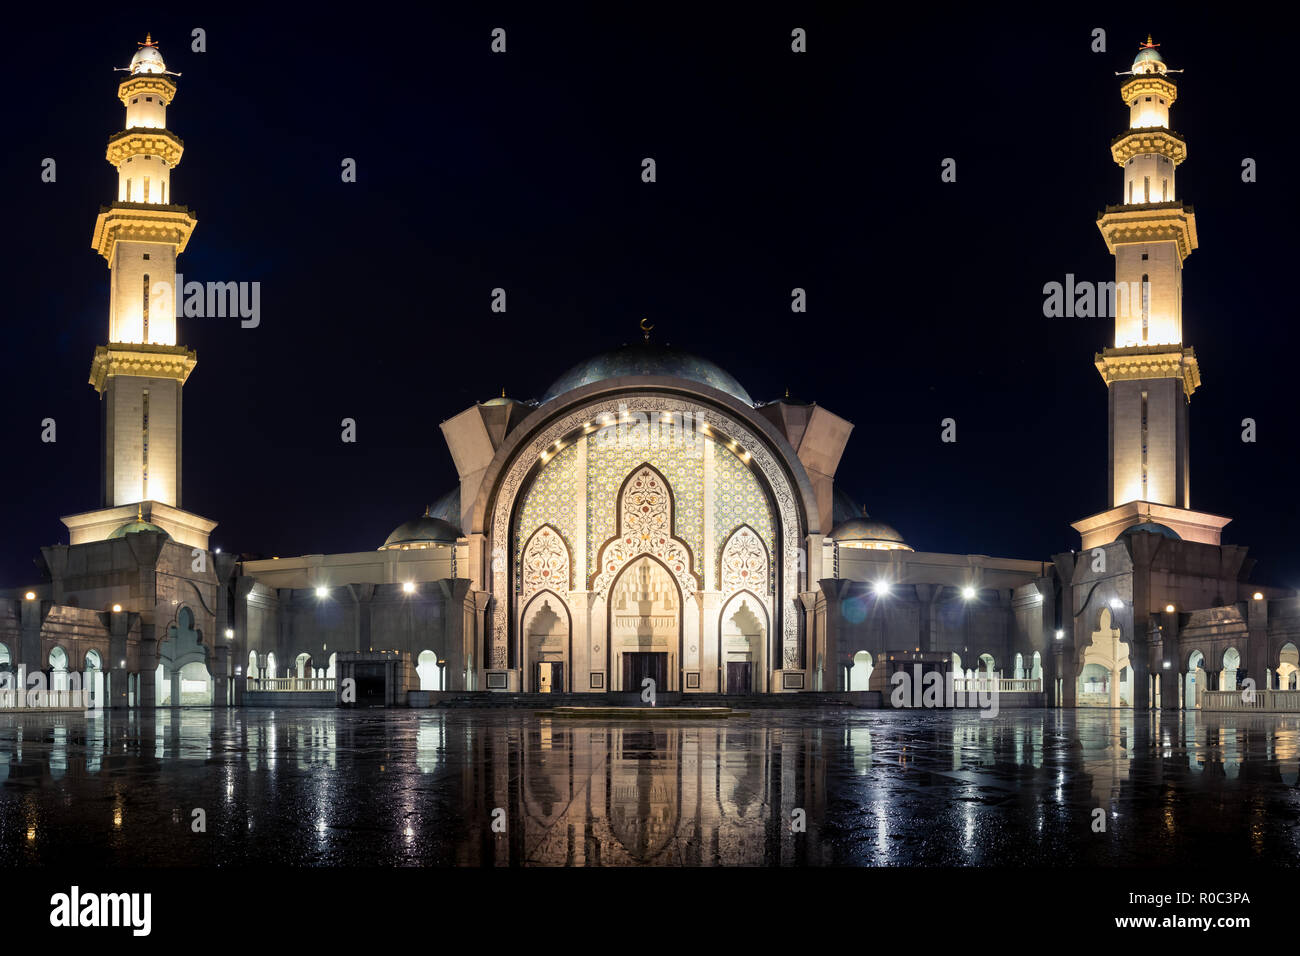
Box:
640, 317, 654, 343
501, 386, 506, 398
136, 503, 143, 521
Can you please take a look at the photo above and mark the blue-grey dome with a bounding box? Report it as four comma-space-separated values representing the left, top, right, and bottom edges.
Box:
1121, 521, 1181, 540
108, 519, 170, 539
541, 343, 753, 405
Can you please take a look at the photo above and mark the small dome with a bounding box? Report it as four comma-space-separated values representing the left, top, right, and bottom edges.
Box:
541, 342, 753, 405
129, 37, 166, 75
830, 516, 912, 551
380, 510, 460, 550
1132, 40, 1166, 75
108, 519, 170, 539
1121, 521, 1181, 540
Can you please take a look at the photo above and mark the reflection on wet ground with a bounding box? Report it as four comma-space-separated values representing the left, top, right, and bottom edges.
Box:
2, 708, 1299, 866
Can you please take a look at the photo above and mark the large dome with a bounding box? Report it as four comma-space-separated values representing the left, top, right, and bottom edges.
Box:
541, 343, 753, 405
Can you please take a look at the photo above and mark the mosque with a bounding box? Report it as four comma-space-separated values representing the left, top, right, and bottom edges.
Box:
2, 36, 1298, 712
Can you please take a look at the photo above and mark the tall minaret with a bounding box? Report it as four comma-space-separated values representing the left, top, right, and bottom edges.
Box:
63, 36, 214, 550
89, 35, 197, 509
1074, 38, 1229, 548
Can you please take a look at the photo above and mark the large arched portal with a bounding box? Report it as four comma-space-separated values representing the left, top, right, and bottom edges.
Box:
1077, 607, 1132, 707
1279, 643, 1300, 690
487, 388, 811, 695
609, 556, 681, 692
156, 607, 212, 707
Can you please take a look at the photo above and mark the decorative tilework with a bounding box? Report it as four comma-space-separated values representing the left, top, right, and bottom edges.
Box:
713, 440, 774, 556
587, 430, 705, 575
514, 443, 578, 572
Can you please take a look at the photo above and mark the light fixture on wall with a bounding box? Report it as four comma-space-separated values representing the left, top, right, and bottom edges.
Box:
225, 629, 234, 639
1055, 629, 1064, 640
1165, 604, 1175, 613
24, 592, 35, 601
1109, 598, 1122, 608
872, 580, 890, 596
1253, 592, 1264, 601
112, 604, 122, 613
961, 586, 976, 600
403, 581, 415, 594
315, 587, 328, 598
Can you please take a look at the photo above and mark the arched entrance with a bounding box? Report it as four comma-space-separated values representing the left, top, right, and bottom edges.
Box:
156, 607, 212, 706
1077, 607, 1131, 707
720, 592, 768, 693
522, 591, 571, 693
609, 555, 681, 692
849, 650, 873, 691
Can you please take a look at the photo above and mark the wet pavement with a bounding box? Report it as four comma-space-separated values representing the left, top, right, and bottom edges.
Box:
2, 707, 1299, 866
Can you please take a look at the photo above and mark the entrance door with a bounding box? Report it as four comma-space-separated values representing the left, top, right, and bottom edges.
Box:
623, 652, 668, 693
535, 661, 565, 694
726, 661, 752, 694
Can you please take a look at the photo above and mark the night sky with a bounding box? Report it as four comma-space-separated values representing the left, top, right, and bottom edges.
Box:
3, 6, 1297, 588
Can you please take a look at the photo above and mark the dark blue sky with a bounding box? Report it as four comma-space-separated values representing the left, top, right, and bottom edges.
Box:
3, 5, 1297, 588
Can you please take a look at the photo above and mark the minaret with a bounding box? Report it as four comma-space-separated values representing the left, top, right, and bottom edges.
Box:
1073, 38, 1230, 548
62, 36, 215, 549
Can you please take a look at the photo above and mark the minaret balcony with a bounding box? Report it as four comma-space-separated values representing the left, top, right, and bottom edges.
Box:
1096, 201, 1197, 260
1110, 128, 1187, 166
1095, 345, 1201, 399
1119, 74, 1178, 107
116, 74, 177, 107
106, 128, 184, 168
91, 203, 198, 262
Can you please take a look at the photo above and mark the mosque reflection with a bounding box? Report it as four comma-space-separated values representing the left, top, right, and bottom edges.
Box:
2, 709, 1300, 866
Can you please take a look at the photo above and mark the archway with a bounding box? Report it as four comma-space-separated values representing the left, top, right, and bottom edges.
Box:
609, 555, 682, 692
1221, 647, 1241, 692
1030, 651, 1043, 682
1077, 607, 1131, 707
295, 652, 312, 681
522, 591, 571, 693
84, 650, 104, 710
720, 592, 768, 693
416, 650, 440, 691
156, 607, 212, 707
48, 646, 69, 693
1013, 652, 1025, 680
849, 650, 873, 691
1279, 643, 1299, 690
247, 650, 259, 682
265, 652, 277, 680
1185, 650, 1205, 709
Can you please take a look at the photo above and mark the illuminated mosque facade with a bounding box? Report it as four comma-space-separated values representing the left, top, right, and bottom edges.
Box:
2, 36, 1298, 712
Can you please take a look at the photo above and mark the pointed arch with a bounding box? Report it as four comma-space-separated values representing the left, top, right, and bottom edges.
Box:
718, 588, 770, 693
719, 523, 770, 595
591, 463, 700, 598
521, 523, 572, 598
521, 589, 573, 693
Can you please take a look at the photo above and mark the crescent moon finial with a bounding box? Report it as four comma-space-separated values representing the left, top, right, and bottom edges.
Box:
640, 317, 654, 342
